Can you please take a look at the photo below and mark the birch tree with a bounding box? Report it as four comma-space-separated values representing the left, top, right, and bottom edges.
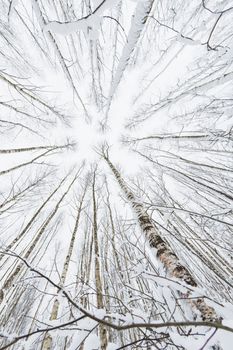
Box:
0, 0, 232, 349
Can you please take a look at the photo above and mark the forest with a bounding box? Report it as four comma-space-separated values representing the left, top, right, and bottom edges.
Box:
0, 0, 233, 349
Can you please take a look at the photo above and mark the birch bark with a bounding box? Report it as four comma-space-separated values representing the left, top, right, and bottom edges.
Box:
103, 152, 220, 322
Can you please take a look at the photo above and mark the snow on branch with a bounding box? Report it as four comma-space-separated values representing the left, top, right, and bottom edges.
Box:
43, 0, 120, 35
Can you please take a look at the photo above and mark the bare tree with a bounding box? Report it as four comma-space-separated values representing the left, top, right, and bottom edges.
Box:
0, 0, 232, 349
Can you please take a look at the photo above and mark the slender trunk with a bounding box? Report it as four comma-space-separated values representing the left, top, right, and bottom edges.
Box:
103, 153, 219, 322
0, 175, 68, 263
41, 187, 86, 350
0, 175, 77, 299
92, 174, 108, 350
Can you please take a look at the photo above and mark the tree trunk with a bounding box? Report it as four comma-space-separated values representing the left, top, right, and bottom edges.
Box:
103, 152, 220, 322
